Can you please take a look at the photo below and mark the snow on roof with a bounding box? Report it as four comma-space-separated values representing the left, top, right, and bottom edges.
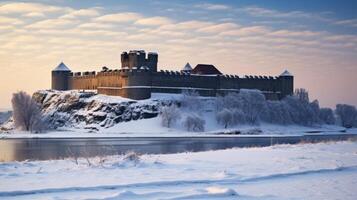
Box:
279, 70, 293, 77
182, 63, 192, 71
53, 62, 71, 71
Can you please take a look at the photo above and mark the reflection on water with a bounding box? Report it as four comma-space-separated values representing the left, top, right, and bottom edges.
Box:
0, 134, 356, 162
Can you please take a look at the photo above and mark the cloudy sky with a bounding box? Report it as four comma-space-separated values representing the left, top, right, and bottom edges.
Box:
0, 0, 356, 109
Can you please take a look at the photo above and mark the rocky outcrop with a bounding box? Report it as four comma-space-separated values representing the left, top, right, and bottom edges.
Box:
33, 90, 174, 130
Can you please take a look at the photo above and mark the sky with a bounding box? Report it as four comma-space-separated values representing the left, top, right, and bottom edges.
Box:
0, 0, 356, 109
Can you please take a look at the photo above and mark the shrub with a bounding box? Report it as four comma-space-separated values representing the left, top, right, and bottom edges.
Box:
183, 114, 205, 132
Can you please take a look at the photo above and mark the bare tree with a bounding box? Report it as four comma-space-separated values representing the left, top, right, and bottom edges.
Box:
183, 114, 205, 132
216, 108, 234, 128
11, 91, 45, 132
160, 104, 181, 128
335, 104, 357, 128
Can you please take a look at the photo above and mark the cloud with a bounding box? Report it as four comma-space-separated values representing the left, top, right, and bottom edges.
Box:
241, 6, 316, 19
160, 20, 214, 31
220, 26, 270, 36
23, 12, 46, 18
95, 12, 142, 23
60, 8, 100, 19
334, 19, 357, 28
195, 3, 231, 10
0, 2, 69, 14
26, 18, 78, 29
198, 23, 240, 33
135, 16, 173, 26
269, 30, 324, 37
78, 22, 115, 29
0, 16, 23, 25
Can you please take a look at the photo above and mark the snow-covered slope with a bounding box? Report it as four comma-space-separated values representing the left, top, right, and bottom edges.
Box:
32, 90, 176, 130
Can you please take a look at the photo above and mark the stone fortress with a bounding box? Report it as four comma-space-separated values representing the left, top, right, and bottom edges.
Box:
52, 50, 294, 100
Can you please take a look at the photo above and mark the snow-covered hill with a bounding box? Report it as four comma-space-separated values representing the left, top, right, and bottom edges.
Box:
1, 90, 352, 137
32, 90, 176, 131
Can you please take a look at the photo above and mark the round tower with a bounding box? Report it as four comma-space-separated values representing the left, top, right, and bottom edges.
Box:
51, 62, 71, 90
278, 70, 294, 98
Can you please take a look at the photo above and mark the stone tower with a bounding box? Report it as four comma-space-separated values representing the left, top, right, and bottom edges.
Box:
147, 52, 158, 72
120, 50, 158, 72
51, 62, 71, 90
279, 70, 294, 98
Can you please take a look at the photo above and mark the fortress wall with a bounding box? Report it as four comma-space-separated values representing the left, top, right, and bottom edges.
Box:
151, 71, 219, 96
152, 72, 219, 88
69, 74, 97, 90
97, 70, 152, 100
219, 76, 239, 89
63, 69, 290, 100
96, 71, 123, 97
236, 76, 281, 92
151, 71, 283, 99
97, 71, 122, 88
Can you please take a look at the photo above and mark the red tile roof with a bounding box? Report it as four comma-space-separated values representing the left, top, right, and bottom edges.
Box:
192, 64, 222, 75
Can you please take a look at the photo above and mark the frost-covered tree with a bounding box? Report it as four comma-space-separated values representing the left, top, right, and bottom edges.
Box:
215, 89, 331, 127
160, 104, 181, 128
262, 100, 292, 124
216, 108, 234, 128
231, 109, 246, 125
238, 89, 266, 124
310, 100, 322, 123
215, 90, 265, 125
335, 104, 357, 128
181, 90, 202, 111
183, 114, 205, 132
319, 108, 335, 125
282, 96, 319, 126
294, 88, 309, 103
11, 91, 45, 132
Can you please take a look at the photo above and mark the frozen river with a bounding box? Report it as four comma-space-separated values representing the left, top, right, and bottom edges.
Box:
1, 133, 356, 162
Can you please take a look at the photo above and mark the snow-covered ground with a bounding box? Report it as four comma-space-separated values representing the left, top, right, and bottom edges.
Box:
0, 118, 353, 138
1, 91, 354, 138
0, 141, 356, 199
0, 122, 352, 138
